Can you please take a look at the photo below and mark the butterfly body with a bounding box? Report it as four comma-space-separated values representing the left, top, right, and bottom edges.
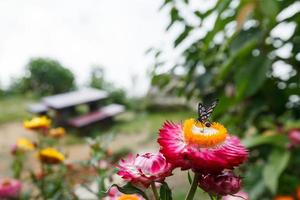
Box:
196, 99, 219, 127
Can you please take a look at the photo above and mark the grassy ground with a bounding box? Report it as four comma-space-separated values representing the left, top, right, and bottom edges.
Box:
112, 110, 194, 135
0, 96, 33, 124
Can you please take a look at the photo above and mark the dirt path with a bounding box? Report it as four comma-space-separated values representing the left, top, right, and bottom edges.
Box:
0, 122, 187, 191
0, 122, 158, 172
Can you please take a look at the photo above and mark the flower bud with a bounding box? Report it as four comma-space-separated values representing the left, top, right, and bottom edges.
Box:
198, 171, 241, 196
98, 160, 109, 170
288, 128, 300, 146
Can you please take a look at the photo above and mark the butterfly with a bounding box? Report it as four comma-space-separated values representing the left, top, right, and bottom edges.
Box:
196, 99, 219, 127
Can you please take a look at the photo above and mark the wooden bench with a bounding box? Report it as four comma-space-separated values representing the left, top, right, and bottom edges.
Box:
67, 104, 125, 128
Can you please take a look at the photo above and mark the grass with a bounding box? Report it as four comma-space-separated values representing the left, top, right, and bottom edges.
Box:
64, 110, 195, 144
111, 110, 195, 135
0, 95, 195, 145
0, 96, 33, 124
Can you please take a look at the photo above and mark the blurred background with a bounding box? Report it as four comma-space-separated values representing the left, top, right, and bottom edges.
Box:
0, 0, 300, 199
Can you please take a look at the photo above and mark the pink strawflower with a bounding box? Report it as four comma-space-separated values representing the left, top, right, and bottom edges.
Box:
158, 120, 248, 173
0, 178, 22, 198
117, 153, 173, 187
288, 128, 300, 146
198, 171, 241, 196
103, 186, 145, 200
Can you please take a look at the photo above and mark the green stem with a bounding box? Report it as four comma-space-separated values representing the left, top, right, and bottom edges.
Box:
151, 182, 159, 200
185, 173, 200, 200
209, 194, 214, 200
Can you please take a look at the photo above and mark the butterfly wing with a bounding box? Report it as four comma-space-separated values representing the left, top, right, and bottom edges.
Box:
198, 99, 219, 121
198, 103, 206, 118
205, 99, 219, 114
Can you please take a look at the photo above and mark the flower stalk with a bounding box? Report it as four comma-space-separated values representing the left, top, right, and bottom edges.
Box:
185, 173, 199, 200
151, 182, 159, 200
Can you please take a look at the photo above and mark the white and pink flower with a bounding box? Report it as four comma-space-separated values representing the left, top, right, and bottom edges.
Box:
117, 152, 173, 187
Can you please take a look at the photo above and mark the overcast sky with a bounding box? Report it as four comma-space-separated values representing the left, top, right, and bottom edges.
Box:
0, 0, 170, 96
0, 0, 298, 96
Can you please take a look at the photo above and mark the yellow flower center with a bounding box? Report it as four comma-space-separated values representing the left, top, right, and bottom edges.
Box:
118, 194, 140, 200
183, 118, 227, 147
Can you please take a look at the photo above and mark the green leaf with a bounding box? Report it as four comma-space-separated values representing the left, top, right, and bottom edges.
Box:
216, 36, 258, 83
159, 182, 173, 200
109, 183, 149, 200
249, 180, 266, 200
174, 25, 192, 47
234, 56, 272, 101
242, 134, 289, 148
258, 0, 279, 22
263, 148, 291, 194
167, 7, 182, 30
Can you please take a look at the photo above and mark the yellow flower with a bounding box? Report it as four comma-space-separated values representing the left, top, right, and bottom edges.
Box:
49, 127, 66, 138
118, 194, 140, 200
183, 118, 227, 147
24, 116, 51, 130
16, 138, 35, 151
38, 148, 65, 164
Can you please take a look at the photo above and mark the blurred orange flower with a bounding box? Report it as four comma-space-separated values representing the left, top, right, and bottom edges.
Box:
274, 196, 295, 200
38, 148, 65, 164
118, 194, 140, 200
296, 186, 300, 200
24, 116, 51, 130
49, 127, 66, 138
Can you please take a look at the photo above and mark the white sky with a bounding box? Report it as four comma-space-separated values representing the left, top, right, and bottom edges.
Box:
0, 0, 170, 96
0, 0, 298, 96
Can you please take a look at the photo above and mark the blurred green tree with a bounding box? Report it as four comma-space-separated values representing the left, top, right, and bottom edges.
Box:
150, 0, 300, 199
89, 66, 129, 107
10, 58, 75, 96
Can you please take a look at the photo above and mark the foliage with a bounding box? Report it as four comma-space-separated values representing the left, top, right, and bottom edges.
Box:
10, 58, 75, 96
150, 0, 300, 199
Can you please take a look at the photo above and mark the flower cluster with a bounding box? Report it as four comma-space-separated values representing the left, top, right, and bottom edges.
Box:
21, 116, 66, 165
6, 116, 68, 199
116, 110, 248, 199
157, 119, 248, 197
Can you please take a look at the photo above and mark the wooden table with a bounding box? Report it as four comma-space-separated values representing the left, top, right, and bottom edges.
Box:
28, 88, 125, 127
43, 88, 108, 110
